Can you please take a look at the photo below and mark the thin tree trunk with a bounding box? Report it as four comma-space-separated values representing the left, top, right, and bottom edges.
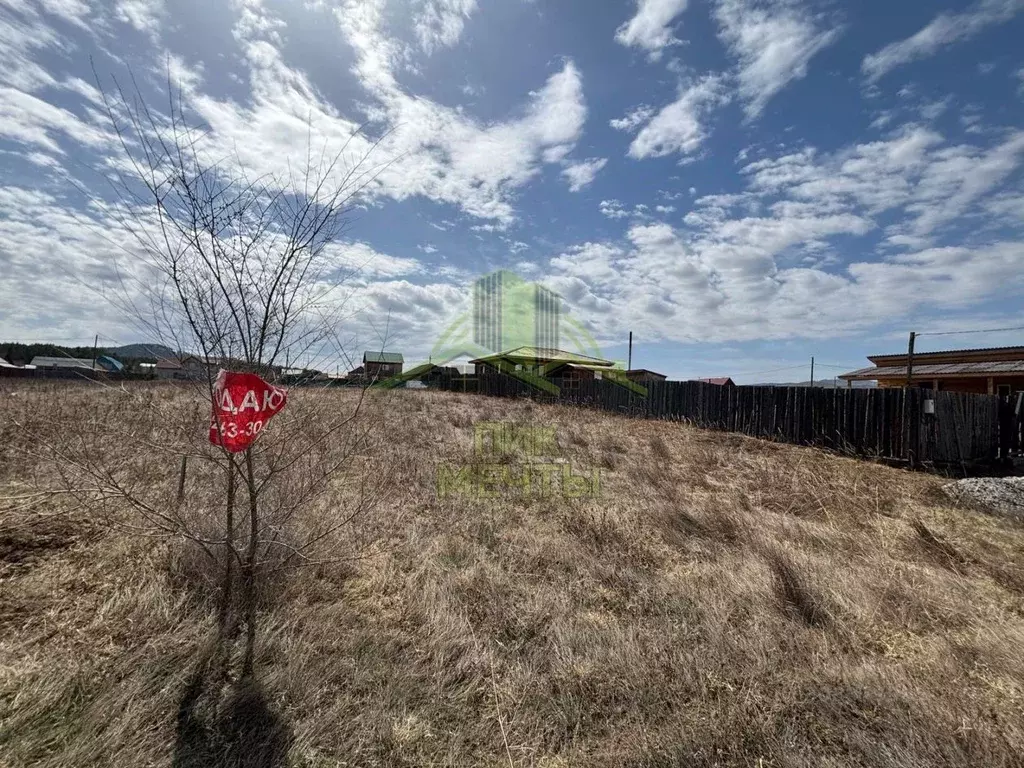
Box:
215, 457, 237, 681
241, 447, 260, 679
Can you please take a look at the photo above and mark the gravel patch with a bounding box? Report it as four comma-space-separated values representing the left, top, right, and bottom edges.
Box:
943, 476, 1024, 520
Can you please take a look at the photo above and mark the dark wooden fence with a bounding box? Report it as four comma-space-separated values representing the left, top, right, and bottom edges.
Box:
426, 373, 1008, 465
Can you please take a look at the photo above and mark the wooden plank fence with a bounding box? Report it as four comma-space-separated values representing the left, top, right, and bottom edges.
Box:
426, 373, 1006, 465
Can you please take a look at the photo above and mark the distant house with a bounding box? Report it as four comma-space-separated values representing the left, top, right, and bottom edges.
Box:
28, 355, 124, 374
694, 377, 735, 386
468, 346, 649, 394
28, 356, 111, 380
155, 359, 185, 380
0, 359, 36, 378
374, 362, 465, 389
363, 351, 404, 379
625, 368, 667, 383
30, 356, 99, 370
839, 346, 1024, 396
96, 355, 124, 373
470, 346, 615, 386
154, 355, 210, 381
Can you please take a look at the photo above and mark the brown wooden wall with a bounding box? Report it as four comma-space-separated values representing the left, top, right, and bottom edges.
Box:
875, 376, 1024, 394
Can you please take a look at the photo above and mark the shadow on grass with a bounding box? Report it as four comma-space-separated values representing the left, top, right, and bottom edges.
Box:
173, 666, 291, 768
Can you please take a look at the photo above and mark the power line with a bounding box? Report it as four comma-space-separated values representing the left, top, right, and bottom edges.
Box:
722, 364, 807, 378
916, 325, 1024, 337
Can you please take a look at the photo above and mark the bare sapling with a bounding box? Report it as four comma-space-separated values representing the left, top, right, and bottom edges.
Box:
16, 65, 403, 702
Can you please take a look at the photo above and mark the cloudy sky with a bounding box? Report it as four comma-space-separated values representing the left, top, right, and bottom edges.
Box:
1, 0, 1023, 381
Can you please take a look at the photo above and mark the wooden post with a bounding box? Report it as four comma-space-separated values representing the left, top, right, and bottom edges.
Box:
628, 331, 633, 371
905, 331, 916, 387
903, 331, 916, 466
809, 356, 814, 388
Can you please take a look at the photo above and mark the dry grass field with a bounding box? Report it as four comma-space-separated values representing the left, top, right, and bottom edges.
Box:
2, 383, 1024, 767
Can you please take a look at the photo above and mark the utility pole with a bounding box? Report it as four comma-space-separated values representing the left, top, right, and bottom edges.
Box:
904, 330, 917, 468
905, 331, 916, 388
809, 356, 814, 388
92, 333, 98, 371
628, 331, 633, 370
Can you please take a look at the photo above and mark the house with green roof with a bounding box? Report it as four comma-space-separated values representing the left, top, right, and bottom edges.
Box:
362, 351, 404, 379
469, 346, 646, 395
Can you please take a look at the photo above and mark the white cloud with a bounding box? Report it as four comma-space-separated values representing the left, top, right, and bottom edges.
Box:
599, 199, 655, 219
714, 0, 840, 119
0, 180, 442, 363
3, 0, 1021, 354
609, 104, 655, 132
743, 126, 1024, 241
548, 220, 1024, 345
329, 0, 587, 225
116, 0, 165, 36
983, 191, 1024, 225
142, 0, 589, 228
324, 241, 424, 279
600, 199, 629, 219
542, 120, 1024, 345
863, 0, 1024, 82
0, 86, 109, 153
35, 0, 92, 29
413, 0, 478, 54
0, 8, 57, 92
550, 242, 625, 288
562, 157, 608, 192
908, 130, 1024, 236
615, 0, 689, 59
628, 75, 728, 159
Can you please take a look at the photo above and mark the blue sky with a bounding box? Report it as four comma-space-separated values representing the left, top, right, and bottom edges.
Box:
1, 0, 1023, 381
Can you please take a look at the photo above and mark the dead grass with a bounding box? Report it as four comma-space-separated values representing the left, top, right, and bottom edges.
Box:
2, 384, 1024, 766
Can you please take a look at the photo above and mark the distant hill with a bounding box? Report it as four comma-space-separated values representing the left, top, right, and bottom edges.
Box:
757, 379, 876, 389
108, 343, 177, 361
2, 341, 179, 365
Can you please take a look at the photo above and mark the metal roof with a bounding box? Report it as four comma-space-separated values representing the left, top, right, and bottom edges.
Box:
868, 345, 1024, 362
694, 377, 735, 386
470, 346, 614, 366
30, 357, 97, 369
563, 362, 627, 372
364, 351, 404, 364
840, 360, 1024, 380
